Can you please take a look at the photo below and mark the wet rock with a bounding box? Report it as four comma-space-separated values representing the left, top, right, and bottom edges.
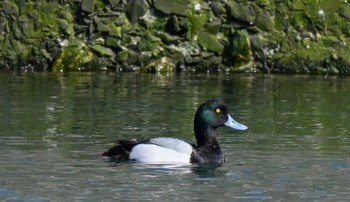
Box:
139, 32, 161, 52
226, 1, 256, 25
258, 0, 272, 8
42, 2, 57, 14
2, 1, 18, 16
105, 37, 120, 48
223, 30, 252, 70
52, 40, 94, 72
199, 55, 222, 72
117, 50, 129, 62
94, 18, 109, 32
249, 34, 272, 71
108, 0, 122, 10
11, 40, 26, 58
197, 32, 224, 53
205, 18, 221, 35
186, 8, 207, 40
0, 21, 5, 34
125, 0, 149, 24
17, 15, 30, 36
140, 57, 175, 73
157, 31, 182, 44
339, 6, 350, 19
184, 56, 202, 66
255, 10, 274, 32
1, 0, 350, 74
91, 44, 115, 58
166, 15, 184, 35
153, 0, 189, 16
59, 19, 74, 35
210, 1, 226, 17
81, 0, 95, 13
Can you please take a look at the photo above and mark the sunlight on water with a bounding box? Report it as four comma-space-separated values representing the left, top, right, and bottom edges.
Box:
0, 73, 350, 201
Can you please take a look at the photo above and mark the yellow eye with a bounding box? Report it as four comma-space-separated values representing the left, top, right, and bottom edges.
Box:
215, 108, 221, 113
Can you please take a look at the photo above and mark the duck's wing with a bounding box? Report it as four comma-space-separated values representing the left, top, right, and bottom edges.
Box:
147, 137, 195, 156
102, 137, 195, 160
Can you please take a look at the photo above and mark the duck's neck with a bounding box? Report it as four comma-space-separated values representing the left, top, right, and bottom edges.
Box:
194, 126, 220, 149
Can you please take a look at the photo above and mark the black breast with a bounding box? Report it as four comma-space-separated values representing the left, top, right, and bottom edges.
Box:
190, 145, 224, 164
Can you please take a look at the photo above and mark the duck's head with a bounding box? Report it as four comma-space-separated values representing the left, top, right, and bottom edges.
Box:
194, 99, 248, 145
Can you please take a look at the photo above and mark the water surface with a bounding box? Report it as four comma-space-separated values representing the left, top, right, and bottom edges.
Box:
0, 72, 350, 201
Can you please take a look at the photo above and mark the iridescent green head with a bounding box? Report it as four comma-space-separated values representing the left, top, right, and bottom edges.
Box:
194, 99, 248, 146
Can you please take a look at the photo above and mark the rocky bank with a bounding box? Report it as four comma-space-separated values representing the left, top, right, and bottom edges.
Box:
1, 0, 350, 74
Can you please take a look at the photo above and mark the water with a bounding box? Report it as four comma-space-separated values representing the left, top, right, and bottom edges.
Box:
0, 72, 350, 201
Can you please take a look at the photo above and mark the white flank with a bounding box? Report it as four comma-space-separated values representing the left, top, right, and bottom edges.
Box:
129, 144, 191, 164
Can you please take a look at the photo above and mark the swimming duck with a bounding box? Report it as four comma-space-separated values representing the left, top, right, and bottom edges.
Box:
102, 99, 248, 164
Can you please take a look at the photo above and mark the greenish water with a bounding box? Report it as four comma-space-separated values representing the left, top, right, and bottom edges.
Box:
0, 72, 350, 201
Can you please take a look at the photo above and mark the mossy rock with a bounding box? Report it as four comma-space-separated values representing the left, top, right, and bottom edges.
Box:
117, 50, 129, 62
186, 8, 207, 40
52, 40, 94, 72
81, 0, 95, 13
140, 57, 175, 73
91, 44, 115, 57
271, 41, 334, 74
105, 37, 120, 48
223, 30, 252, 70
2, 1, 18, 15
226, 1, 256, 24
340, 6, 350, 19
153, 0, 189, 16
165, 15, 188, 36
197, 32, 224, 53
125, 0, 149, 24
255, 10, 274, 32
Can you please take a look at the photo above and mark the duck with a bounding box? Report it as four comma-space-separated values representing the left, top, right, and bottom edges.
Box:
102, 98, 248, 164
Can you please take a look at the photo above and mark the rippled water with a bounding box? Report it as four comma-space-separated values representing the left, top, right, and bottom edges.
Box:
0, 72, 350, 201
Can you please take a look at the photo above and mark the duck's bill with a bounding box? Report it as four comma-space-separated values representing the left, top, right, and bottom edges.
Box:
224, 114, 248, 130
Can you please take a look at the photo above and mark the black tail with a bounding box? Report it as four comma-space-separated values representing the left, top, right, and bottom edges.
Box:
102, 139, 141, 160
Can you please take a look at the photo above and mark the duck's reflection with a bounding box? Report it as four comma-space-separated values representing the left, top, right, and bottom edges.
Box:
191, 163, 224, 177
126, 162, 226, 177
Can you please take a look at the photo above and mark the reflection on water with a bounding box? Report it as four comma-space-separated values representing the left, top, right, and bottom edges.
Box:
0, 72, 350, 201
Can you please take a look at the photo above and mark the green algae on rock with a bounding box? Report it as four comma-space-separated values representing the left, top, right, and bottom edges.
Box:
140, 57, 175, 73
223, 30, 252, 70
153, 0, 189, 16
1, 0, 350, 74
197, 32, 224, 53
52, 39, 93, 72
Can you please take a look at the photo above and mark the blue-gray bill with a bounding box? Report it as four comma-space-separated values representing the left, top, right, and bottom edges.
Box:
224, 114, 248, 130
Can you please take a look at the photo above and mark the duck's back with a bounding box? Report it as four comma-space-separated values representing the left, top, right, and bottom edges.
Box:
147, 137, 194, 155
